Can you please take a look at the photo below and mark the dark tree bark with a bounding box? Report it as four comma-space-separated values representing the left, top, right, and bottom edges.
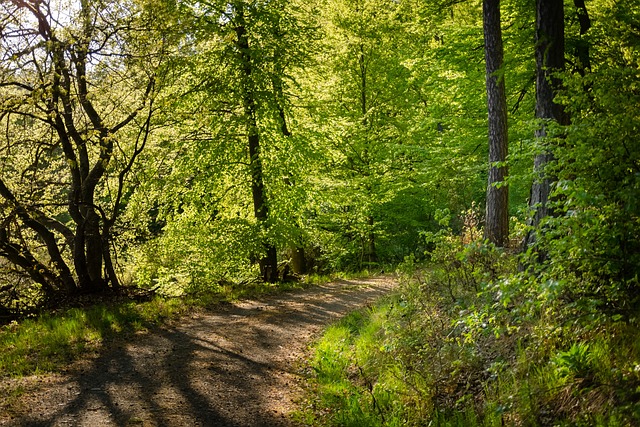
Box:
358, 44, 377, 264
0, 0, 155, 296
235, 7, 278, 283
524, 0, 569, 251
573, 0, 591, 76
290, 247, 307, 275
0, 180, 76, 295
365, 215, 378, 264
483, 0, 509, 247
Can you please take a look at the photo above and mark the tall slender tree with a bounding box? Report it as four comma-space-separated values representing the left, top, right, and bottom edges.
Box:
134, 0, 317, 285
525, 0, 568, 251
572, 0, 591, 76
232, 3, 279, 282
303, 0, 427, 268
483, 0, 509, 247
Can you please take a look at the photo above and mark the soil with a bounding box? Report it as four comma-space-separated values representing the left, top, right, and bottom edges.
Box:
0, 276, 396, 427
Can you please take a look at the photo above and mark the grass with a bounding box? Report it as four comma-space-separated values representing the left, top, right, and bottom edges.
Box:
299, 299, 408, 427
0, 297, 188, 378
300, 258, 640, 426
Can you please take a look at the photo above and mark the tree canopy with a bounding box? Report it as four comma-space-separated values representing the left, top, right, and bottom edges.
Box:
0, 0, 638, 366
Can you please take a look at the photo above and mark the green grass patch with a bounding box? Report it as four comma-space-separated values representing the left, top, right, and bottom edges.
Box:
0, 296, 188, 378
302, 298, 418, 427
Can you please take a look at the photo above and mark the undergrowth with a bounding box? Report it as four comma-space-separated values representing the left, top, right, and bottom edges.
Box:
301, 228, 640, 426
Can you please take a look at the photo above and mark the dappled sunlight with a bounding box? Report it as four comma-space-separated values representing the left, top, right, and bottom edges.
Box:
3, 277, 395, 426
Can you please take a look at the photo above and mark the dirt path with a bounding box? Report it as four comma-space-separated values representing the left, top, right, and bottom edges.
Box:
1, 276, 396, 427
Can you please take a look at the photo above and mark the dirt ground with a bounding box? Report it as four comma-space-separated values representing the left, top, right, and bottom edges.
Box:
0, 276, 396, 427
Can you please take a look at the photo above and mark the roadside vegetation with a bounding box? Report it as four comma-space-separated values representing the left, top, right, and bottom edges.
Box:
0, 0, 637, 423
301, 220, 640, 426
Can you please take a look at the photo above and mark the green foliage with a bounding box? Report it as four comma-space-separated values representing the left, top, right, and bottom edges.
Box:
1, 0, 639, 424
294, 0, 522, 270
123, 0, 322, 285
516, 0, 640, 323
552, 342, 592, 379
0, 0, 165, 296
303, 223, 640, 426
303, 228, 508, 426
423, 206, 515, 302
129, 215, 261, 294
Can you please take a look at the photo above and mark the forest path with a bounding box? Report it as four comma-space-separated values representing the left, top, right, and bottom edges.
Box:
1, 276, 396, 427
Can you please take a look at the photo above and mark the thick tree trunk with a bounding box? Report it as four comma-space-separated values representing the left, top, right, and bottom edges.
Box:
84, 210, 105, 289
73, 188, 108, 293
0, 0, 153, 298
525, 0, 568, 251
483, 0, 509, 247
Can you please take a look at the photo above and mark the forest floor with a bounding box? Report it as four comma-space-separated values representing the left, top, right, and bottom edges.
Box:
0, 276, 396, 427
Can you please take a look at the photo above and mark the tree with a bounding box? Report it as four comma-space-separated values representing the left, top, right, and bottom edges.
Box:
0, 0, 161, 298
524, 0, 568, 251
126, 0, 318, 287
232, 3, 279, 282
538, 0, 640, 310
482, 0, 509, 247
298, 0, 436, 269
572, 0, 591, 76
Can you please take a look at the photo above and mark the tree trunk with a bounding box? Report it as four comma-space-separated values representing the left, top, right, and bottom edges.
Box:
291, 247, 307, 275
525, 0, 568, 251
0, 178, 77, 295
483, 0, 509, 247
573, 0, 591, 76
235, 8, 278, 283
366, 215, 378, 264
0, 0, 154, 298
359, 44, 378, 264
249, 129, 278, 283
84, 210, 105, 290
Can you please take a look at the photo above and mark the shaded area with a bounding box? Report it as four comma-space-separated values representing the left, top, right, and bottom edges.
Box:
1, 277, 395, 427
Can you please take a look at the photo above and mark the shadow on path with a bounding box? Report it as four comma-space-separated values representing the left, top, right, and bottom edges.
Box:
3, 277, 395, 427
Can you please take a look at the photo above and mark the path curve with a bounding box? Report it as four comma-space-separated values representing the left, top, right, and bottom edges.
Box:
1, 276, 396, 427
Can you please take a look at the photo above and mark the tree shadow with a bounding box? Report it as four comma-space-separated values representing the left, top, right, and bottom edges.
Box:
10, 277, 394, 427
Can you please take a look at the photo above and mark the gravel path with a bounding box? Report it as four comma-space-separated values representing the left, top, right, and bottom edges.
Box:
1, 276, 396, 427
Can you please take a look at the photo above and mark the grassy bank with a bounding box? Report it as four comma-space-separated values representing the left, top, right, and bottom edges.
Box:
0, 297, 189, 378
300, 243, 640, 426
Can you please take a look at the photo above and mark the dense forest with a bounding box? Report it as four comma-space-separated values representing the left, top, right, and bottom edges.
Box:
0, 0, 639, 424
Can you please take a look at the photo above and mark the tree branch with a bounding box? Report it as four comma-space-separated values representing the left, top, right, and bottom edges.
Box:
0, 178, 76, 292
